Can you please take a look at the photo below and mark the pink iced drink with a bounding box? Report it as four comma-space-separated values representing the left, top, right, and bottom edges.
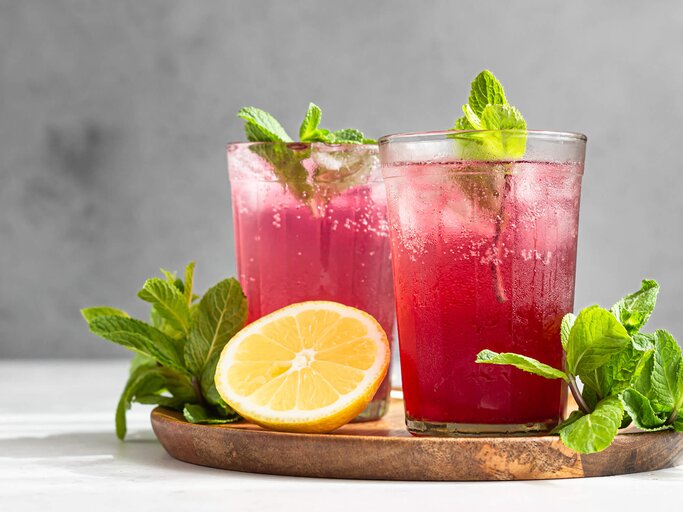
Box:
228, 143, 395, 418
384, 160, 582, 430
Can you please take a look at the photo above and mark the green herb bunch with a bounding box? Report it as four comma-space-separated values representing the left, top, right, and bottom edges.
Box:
477, 280, 683, 453
81, 263, 247, 439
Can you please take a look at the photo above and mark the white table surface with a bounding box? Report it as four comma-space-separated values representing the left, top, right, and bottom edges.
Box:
1, 360, 681, 511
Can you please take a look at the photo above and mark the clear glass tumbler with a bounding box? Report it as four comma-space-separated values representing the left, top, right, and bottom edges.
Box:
379, 130, 586, 435
227, 142, 395, 421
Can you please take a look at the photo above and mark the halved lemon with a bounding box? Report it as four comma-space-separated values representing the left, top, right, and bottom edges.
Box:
214, 301, 390, 433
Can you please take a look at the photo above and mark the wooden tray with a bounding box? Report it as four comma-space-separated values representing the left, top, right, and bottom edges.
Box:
151, 399, 683, 481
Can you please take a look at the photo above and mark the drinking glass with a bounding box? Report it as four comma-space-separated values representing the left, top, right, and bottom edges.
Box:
379, 130, 586, 435
227, 142, 395, 420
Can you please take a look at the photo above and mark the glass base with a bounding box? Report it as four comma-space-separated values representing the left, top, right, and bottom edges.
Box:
352, 398, 389, 423
406, 417, 557, 436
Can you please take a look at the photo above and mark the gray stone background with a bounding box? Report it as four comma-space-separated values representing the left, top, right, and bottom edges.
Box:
1, 0, 682, 358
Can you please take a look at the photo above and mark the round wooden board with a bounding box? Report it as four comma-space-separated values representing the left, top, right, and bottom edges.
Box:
151, 399, 683, 481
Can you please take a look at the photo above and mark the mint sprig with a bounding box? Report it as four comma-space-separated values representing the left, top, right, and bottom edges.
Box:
450, 70, 528, 303
238, 103, 375, 145
236, 103, 376, 211
476, 279, 683, 454
82, 263, 247, 439
453, 70, 527, 159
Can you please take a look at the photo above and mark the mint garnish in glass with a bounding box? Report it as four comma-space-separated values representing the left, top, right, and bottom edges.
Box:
235, 103, 376, 211
450, 70, 528, 302
453, 69, 527, 158
238, 103, 375, 145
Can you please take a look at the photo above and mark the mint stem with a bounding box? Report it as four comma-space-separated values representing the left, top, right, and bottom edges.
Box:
666, 394, 683, 425
492, 172, 511, 303
667, 410, 678, 425
191, 376, 207, 407
568, 374, 590, 414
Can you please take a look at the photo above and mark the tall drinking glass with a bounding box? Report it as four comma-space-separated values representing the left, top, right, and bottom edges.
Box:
227, 142, 395, 420
379, 130, 586, 435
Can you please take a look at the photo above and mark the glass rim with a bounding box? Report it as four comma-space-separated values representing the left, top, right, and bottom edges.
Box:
226, 141, 378, 150
378, 129, 587, 146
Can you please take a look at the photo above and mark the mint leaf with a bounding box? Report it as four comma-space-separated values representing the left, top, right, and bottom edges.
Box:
184, 261, 196, 308
298, 104, 369, 144
243, 122, 275, 143
308, 129, 336, 143
479, 104, 527, 158
610, 279, 659, 334
454, 116, 474, 130
559, 396, 624, 454
183, 403, 240, 425
129, 353, 157, 374
621, 388, 669, 431
624, 330, 683, 427
674, 417, 683, 432
649, 330, 683, 413
480, 103, 525, 130
249, 143, 314, 203
582, 385, 599, 411
237, 107, 292, 143
87, 316, 188, 376
135, 394, 188, 409
561, 313, 577, 350
135, 366, 195, 410
115, 365, 167, 440
183, 278, 247, 375
462, 104, 483, 129
631, 349, 655, 397
475, 349, 567, 381
452, 70, 526, 160
152, 269, 186, 333
299, 103, 323, 140
632, 332, 656, 351
160, 268, 181, 288
631, 347, 655, 385
81, 306, 129, 322
200, 363, 228, 406
115, 364, 196, 439
467, 69, 508, 116
550, 410, 585, 435
580, 341, 650, 400
331, 128, 365, 144
137, 278, 191, 336
565, 305, 631, 375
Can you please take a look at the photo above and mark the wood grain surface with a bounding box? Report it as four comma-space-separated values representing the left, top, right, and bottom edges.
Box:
151, 399, 683, 481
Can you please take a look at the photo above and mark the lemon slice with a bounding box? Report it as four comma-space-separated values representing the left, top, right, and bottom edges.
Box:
214, 301, 390, 433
